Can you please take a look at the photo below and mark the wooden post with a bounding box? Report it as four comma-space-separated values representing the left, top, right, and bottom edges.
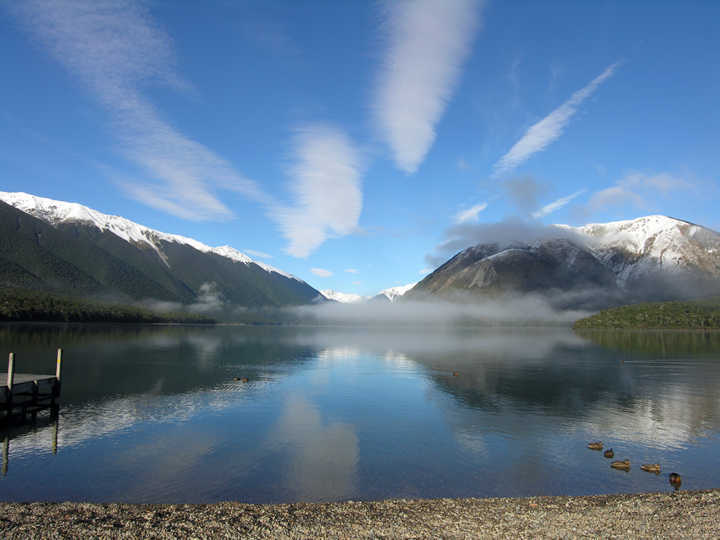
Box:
6, 352, 14, 389
56, 348, 63, 381
6, 352, 14, 415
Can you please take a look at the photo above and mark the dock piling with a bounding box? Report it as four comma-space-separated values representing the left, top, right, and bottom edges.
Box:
56, 348, 62, 381
2, 349, 63, 421
7, 352, 14, 389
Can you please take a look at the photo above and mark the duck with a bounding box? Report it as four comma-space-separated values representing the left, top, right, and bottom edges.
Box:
587, 441, 603, 450
669, 473, 682, 489
641, 464, 661, 474
611, 459, 631, 471
604, 448, 614, 458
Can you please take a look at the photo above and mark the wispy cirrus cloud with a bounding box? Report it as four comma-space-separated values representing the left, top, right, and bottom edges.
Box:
311, 268, 333, 278
10, 0, 267, 221
272, 125, 363, 258
345, 268, 359, 274
454, 202, 488, 224
493, 62, 620, 177
532, 189, 586, 219
374, 0, 482, 174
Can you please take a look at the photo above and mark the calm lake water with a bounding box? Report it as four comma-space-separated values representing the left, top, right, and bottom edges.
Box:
1, 324, 719, 503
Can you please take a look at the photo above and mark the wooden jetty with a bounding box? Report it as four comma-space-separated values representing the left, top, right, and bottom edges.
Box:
1, 348, 62, 423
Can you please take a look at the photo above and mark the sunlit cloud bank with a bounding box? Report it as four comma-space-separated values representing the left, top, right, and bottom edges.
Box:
11, 0, 267, 220
272, 125, 363, 257
374, 0, 482, 173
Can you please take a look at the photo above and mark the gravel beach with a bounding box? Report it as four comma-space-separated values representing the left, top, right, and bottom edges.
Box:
1, 489, 718, 538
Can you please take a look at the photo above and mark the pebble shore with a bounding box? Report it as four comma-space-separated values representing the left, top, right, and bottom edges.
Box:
1, 489, 718, 538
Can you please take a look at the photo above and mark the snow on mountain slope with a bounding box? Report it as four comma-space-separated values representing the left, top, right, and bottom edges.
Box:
556, 215, 720, 284
321, 282, 417, 304
320, 290, 365, 303
0, 191, 302, 282
377, 282, 417, 302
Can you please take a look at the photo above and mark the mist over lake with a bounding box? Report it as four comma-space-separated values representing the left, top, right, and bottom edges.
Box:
1, 324, 719, 503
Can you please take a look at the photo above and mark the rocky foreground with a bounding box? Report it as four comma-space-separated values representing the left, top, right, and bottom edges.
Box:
1, 489, 719, 538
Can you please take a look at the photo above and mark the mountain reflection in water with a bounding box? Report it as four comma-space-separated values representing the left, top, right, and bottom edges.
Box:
0, 324, 719, 502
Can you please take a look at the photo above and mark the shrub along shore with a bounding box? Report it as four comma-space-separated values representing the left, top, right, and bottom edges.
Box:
0, 490, 718, 538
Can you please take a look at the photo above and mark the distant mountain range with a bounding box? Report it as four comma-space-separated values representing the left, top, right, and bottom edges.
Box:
3, 191, 717, 313
0, 192, 322, 307
321, 282, 416, 304
408, 215, 720, 309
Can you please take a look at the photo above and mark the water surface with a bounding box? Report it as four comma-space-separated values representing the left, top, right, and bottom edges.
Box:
1, 324, 719, 503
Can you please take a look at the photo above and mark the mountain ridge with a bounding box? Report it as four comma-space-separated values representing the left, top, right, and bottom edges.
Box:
408, 215, 720, 308
0, 192, 322, 308
0, 191, 299, 280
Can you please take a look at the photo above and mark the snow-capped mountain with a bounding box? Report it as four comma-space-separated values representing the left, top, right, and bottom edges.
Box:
0, 191, 321, 307
320, 290, 366, 303
409, 215, 720, 308
374, 282, 417, 302
321, 282, 417, 304
0, 191, 297, 280
560, 215, 720, 286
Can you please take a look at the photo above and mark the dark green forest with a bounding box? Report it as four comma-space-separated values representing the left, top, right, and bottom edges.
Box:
574, 298, 720, 329
0, 288, 215, 324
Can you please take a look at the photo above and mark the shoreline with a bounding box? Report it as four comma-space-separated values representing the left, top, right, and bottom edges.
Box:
1, 489, 719, 538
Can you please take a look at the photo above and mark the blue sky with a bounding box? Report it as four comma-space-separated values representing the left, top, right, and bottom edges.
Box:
2, 0, 719, 295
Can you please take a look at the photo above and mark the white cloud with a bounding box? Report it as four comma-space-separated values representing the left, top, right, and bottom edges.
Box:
311, 268, 333, 277
586, 172, 691, 214
11, 0, 267, 221
621, 172, 691, 193
587, 185, 642, 213
494, 62, 620, 176
272, 125, 363, 258
345, 268, 359, 274
454, 202, 488, 224
374, 0, 482, 173
245, 249, 273, 259
419, 267, 433, 275
532, 189, 586, 218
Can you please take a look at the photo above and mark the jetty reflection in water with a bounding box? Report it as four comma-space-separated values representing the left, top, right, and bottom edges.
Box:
0, 324, 719, 503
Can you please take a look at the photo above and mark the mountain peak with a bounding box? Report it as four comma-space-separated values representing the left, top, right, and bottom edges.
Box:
559, 214, 719, 268
377, 282, 417, 301
320, 290, 365, 303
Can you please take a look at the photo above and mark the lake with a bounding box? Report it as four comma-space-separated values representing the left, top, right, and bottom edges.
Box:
1, 324, 719, 503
